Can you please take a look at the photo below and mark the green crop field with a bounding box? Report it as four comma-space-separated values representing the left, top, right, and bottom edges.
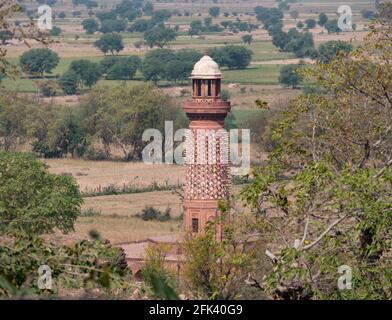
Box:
223, 64, 281, 85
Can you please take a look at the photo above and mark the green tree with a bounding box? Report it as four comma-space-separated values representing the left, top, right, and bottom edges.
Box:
105, 56, 141, 80
143, 1, 154, 16
182, 219, 252, 299
175, 48, 203, 68
305, 18, 316, 29
81, 84, 181, 160
241, 34, 253, 45
254, 6, 283, 30
99, 19, 127, 33
82, 18, 99, 34
86, 0, 98, 9
114, 0, 143, 21
318, 40, 353, 64
285, 30, 316, 58
151, 9, 172, 25
0, 151, 131, 297
50, 26, 62, 36
141, 48, 176, 83
38, 80, 63, 97
96, 11, 117, 22
94, 33, 124, 55
0, 152, 82, 235
28, 103, 89, 158
325, 19, 341, 34
242, 13, 392, 299
271, 30, 291, 51
188, 20, 203, 37
278, 1, 290, 11
58, 69, 80, 95
209, 45, 253, 69
19, 48, 59, 77
0, 95, 29, 151
99, 56, 120, 74
318, 12, 328, 26
131, 19, 150, 32
144, 26, 177, 48
69, 59, 101, 89
279, 64, 302, 88
164, 59, 189, 83
209, 6, 220, 17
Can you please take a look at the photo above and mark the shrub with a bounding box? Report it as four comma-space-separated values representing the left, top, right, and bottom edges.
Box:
135, 207, 172, 221
141, 244, 178, 299
38, 80, 63, 97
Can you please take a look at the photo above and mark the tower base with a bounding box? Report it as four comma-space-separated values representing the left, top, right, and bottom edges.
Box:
183, 199, 224, 241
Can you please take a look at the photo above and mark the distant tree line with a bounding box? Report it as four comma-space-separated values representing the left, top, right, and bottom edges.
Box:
279, 40, 354, 88
19, 45, 253, 95
0, 84, 187, 160
254, 5, 317, 58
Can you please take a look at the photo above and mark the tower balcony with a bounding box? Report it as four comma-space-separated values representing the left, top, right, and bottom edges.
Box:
183, 99, 231, 115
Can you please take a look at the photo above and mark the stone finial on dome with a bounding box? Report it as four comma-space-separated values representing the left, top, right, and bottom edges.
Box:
191, 54, 222, 79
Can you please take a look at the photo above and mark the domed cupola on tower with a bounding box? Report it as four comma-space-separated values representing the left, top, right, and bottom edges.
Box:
191, 54, 222, 99
184, 54, 230, 115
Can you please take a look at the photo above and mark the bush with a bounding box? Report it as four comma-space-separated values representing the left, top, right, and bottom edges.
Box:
279, 64, 302, 88
81, 208, 102, 217
305, 19, 316, 29
38, 80, 63, 97
221, 89, 231, 100
0, 235, 132, 297
58, 69, 80, 95
141, 244, 178, 299
50, 26, 62, 36
135, 207, 172, 221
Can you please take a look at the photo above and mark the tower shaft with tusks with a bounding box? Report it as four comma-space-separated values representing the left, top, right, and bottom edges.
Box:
183, 54, 231, 240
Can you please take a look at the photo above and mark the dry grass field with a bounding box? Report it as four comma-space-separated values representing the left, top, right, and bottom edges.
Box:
44, 158, 185, 193
82, 191, 183, 216
43, 157, 247, 244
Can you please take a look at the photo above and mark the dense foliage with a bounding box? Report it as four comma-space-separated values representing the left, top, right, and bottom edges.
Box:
241, 12, 392, 299
0, 152, 81, 234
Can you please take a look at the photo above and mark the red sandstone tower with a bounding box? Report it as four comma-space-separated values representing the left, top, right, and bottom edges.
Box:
183, 55, 231, 240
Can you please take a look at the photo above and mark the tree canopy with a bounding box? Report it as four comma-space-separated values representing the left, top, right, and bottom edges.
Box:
209, 45, 253, 69
19, 49, 59, 77
279, 64, 302, 88
318, 40, 353, 64
0, 152, 82, 235
144, 26, 177, 48
82, 18, 99, 34
241, 13, 392, 299
94, 33, 124, 55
